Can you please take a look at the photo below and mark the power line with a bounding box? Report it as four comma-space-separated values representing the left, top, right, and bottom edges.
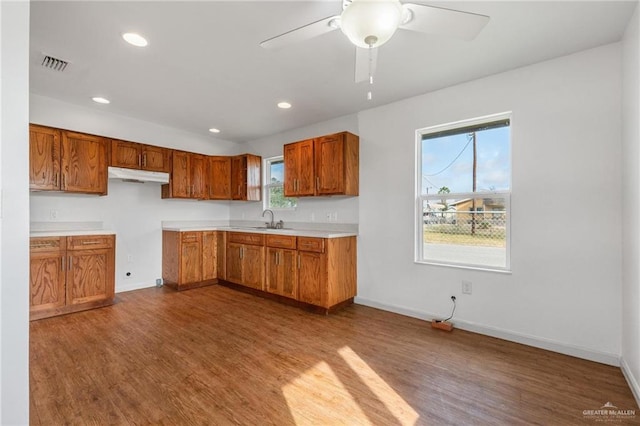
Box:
424, 134, 473, 177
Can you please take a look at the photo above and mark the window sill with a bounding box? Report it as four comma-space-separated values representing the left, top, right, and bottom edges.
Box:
414, 259, 512, 274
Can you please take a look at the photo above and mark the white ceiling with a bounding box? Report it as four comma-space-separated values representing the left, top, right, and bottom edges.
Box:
30, 1, 637, 143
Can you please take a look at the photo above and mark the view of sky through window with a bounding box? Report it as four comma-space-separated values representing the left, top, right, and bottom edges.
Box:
421, 126, 510, 194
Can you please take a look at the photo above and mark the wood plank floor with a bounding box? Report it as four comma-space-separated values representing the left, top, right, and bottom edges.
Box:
30, 285, 638, 425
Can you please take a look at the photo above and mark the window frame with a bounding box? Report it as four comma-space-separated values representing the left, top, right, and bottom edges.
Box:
415, 112, 512, 273
263, 155, 297, 211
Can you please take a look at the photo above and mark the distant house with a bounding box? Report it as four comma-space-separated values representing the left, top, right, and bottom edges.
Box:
450, 198, 506, 224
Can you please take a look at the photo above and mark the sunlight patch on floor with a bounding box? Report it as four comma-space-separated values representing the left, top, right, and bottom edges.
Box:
282, 360, 372, 425
337, 346, 420, 425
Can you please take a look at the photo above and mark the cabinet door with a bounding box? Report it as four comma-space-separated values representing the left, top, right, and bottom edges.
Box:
180, 233, 202, 284
226, 242, 243, 284
67, 248, 114, 305
61, 131, 108, 195
280, 249, 298, 299
246, 154, 262, 201
265, 248, 280, 294
171, 151, 190, 198
29, 124, 61, 191
30, 251, 66, 313
190, 154, 207, 199
142, 145, 170, 173
242, 244, 265, 290
314, 134, 344, 195
285, 140, 315, 197
202, 231, 217, 281
111, 140, 141, 169
231, 155, 246, 200
298, 251, 327, 306
209, 156, 231, 200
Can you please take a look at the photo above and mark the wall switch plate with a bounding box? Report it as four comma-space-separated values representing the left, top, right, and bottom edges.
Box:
462, 280, 472, 295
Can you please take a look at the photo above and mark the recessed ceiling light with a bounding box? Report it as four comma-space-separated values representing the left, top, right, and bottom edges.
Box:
209, 128, 221, 134
92, 97, 110, 104
122, 32, 148, 47
277, 101, 292, 109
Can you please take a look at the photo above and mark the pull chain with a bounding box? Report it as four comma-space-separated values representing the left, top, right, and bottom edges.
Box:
364, 35, 377, 101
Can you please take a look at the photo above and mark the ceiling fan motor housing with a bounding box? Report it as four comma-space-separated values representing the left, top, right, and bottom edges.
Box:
340, 0, 404, 48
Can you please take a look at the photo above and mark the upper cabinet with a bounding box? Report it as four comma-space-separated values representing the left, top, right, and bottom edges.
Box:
208, 156, 232, 200
29, 124, 61, 191
162, 151, 207, 200
283, 139, 315, 196
111, 139, 170, 173
284, 131, 359, 197
29, 124, 108, 195
231, 154, 261, 201
61, 131, 108, 195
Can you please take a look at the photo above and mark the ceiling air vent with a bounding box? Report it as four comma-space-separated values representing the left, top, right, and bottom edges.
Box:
41, 55, 69, 72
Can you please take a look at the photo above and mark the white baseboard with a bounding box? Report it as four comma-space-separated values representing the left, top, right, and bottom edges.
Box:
116, 281, 157, 293
620, 357, 640, 407
354, 297, 620, 366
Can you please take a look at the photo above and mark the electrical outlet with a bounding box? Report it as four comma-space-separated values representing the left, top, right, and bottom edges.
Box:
331, 212, 338, 222
462, 280, 472, 295
127, 254, 133, 263
49, 209, 57, 220
325, 211, 332, 221
125, 272, 132, 279
155, 278, 163, 287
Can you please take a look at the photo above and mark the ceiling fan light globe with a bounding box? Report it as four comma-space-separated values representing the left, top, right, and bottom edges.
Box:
340, 0, 403, 48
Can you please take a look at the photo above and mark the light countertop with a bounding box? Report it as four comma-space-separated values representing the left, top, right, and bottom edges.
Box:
30, 230, 116, 238
162, 226, 357, 239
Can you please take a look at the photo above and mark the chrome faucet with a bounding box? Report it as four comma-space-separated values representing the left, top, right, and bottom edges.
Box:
262, 209, 275, 228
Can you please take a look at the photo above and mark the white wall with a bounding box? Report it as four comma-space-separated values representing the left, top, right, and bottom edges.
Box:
230, 114, 360, 225
0, 1, 30, 423
30, 95, 239, 292
621, 4, 640, 402
356, 43, 623, 364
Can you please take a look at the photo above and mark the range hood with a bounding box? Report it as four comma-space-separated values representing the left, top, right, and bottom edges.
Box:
108, 167, 169, 184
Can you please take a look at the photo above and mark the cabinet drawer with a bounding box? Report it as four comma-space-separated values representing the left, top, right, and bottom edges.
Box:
228, 232, 265, 246
67, 235, 114, 250
30, 237, 65, 252
266, 234, 297, 249
297, 237, 325, 253
181, 232, 202, 243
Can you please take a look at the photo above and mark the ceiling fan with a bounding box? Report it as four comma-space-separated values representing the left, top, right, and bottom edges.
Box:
260, 0, 490, 97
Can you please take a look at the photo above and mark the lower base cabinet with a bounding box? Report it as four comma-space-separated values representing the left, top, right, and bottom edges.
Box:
226, 232, 265, 290
30, 234, 115, 320
162, 230, 218, 290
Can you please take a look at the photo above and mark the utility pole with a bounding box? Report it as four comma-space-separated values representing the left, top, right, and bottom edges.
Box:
471, 132, 477, 235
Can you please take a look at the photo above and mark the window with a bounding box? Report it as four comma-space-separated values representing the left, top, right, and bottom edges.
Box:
264, 156, 297, 210
416, 113, 511, 271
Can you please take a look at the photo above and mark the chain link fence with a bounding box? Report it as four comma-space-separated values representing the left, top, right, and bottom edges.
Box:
423, 210, 506, 248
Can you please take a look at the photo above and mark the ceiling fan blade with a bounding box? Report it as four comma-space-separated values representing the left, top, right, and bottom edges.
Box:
401, 3, 490, 41
260, 15, 340, 49
354, 47, 378, 83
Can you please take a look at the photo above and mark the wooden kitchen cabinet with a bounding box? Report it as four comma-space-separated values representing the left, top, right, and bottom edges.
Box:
231, 154, 262, 201
29, 124, 61, 191
29, 125, 108, 195
162, 230, 218, 290
111, 139, 170, 173
208, 156, 232, 200
265, 234, 298, 299
30, 234, 115, 320
283, 131, 359, 197
283, 139, 315, 196
297, 236, 357, 309
226, 232, 265, 290
61, 131, 108, 195
29, 237, 66, 316
162, 151, 207, 199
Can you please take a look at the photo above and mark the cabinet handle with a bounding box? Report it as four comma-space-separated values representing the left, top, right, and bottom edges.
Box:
143, 153, 147, 167
61, 256, 65, 271
54, 172, 59, 188
81, 240, 102, 245
276, 252, 280, 265
138, 154, 142, 167
297, 254, 301, 269
316, 176, 320, 191
240, 247, 243, 259
68, 256, 72, 270
61, 174, 66, 190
